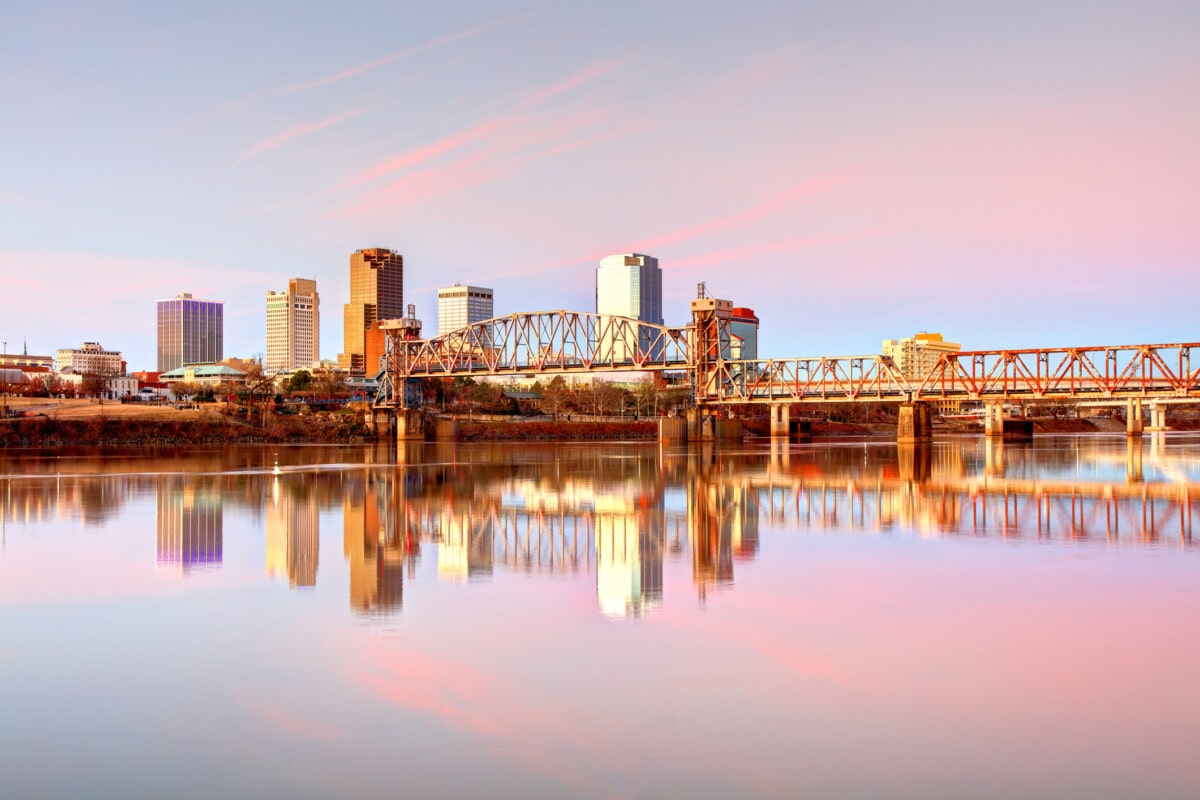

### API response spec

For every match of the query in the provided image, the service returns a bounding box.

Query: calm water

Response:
[2,434,1199,799]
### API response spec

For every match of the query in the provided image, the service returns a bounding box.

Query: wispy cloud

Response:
[349,117,513,187]
[238,108,364,162]
[280,15,518,96]
[0,191,22,205]
[174,14,521,134]
[518,54,634,110]
[632,175,843,253]
[666,228,889,270]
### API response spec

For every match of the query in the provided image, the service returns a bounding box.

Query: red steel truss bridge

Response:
[379,299,1200,408]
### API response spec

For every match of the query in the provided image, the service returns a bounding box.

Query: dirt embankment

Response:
[0,415,372,447]
[456,420,658,441]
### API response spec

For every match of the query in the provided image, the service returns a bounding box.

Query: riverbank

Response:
[0,415,373,447]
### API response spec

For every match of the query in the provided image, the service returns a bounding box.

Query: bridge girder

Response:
[381,308,1200,407]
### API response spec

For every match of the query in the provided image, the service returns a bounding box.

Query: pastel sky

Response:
[1,0,1198,369]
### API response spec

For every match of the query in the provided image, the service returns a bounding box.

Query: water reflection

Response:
[266,476,319,587]
[156,480,222,572]
[2,436,1199,617]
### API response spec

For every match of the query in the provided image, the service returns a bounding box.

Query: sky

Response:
[1,0,1198,370]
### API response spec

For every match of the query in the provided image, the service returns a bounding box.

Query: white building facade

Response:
[596,253,663,362]
[56,342,124,376]
[437,284,494,335]
[881,332,961,381]
[266,278,320,374]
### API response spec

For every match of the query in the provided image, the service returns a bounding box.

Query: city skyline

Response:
[2,3,1198,371]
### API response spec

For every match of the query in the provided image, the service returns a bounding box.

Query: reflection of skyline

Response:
[595,495,664,618]
[266,477,319,588]
[343,474,411,615]
[2,436,1199,613]
[156,481,222,573]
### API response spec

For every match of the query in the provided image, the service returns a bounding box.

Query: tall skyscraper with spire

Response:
[338,248,403,376]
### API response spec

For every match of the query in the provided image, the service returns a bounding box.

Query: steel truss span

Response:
[708,342,1200,405]
[386,311,689,378]
[383,308,1200,405]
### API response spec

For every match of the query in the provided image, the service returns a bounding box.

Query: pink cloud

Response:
[349,117,513,187]
[666,227,890,271]
[519,54,635,110]
[238,108,364,162]
[632,175,843,252]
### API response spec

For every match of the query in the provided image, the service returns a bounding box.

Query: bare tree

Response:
[582,380,622,418]
[633,376,663,418]
[539,376,569,419]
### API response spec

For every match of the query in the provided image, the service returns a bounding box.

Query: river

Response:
[2,434,1198,799]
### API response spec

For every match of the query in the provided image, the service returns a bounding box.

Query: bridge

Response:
[377,291,1200,441]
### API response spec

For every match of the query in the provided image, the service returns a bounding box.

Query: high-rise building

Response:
[339,248,403,376]
[595,253,662,323]
[265,278,320,374]
[596,253,663,362]
[437,284,494,335]
[882,332,961,381]
[729,307,759,360]
[157,293,224,372]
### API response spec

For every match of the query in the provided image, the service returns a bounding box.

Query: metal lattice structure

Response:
[380,303,1200,407]
[910,343,1200,401]
[385,310,689,379]
[698,343,1200,405]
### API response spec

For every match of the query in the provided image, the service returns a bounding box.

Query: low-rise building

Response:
[56,342,125,376]
[0,351,54,370]
[159,364,248,391]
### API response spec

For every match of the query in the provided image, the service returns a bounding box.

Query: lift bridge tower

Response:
[378,304,427,440]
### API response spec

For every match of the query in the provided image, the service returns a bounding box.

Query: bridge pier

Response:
[1146,402,1169,432]
[1126,399,1144,437]
[659,409,743,445]
[770,404,790,438]
[396,408,427,441]
[659,417,688,444]
[984,402,1004,437]
[897,401,932,442]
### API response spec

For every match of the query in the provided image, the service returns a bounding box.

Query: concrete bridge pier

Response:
[1147,403,1169,432]
[897,401,933,442]
[984,402,1005,437]
[396,408,427,441]
[659,416,688,444]
[770,404,790,438]
[1126,399,1144,437]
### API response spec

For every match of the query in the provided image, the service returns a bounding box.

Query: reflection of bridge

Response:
[379,294,1200,440]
